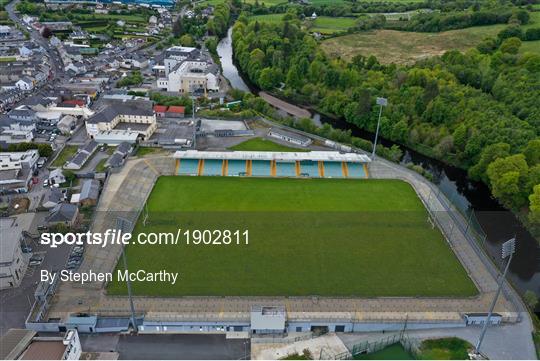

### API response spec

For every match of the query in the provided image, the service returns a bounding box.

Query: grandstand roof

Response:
[174,150,371,163]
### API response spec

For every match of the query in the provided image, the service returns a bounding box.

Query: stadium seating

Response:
[347,162,367,178]
[178,159,199,175]
[324,162,344,178]
[227,160,247,176]
[299,160,320,177]
[203,159,223,176]
[251,160,271,177]
[275,161,296,177]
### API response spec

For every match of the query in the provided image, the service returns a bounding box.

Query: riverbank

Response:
[216,24,540,304]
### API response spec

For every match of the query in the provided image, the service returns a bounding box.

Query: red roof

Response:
[166,106,185,113]
[63,99,85,106]
[153,105,168,113]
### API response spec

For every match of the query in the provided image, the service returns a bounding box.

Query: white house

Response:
[15,76,34,91]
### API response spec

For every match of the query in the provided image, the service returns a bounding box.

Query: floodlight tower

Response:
[372,97,388,159]
[116,217,138,333]
[474,237,516,356]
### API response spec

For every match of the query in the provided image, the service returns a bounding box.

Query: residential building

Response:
[0,214,33,289]
[165,105,185,118]
[86,99,157,144]
[0,149,39,192]
[48,168,66,185]
[42,188,66,209]
[15,76,34,91]
[46,203,79,227]
[64,140,98,170]
[78,179,99,206]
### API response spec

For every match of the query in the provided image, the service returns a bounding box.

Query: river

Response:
[216,27,540,306]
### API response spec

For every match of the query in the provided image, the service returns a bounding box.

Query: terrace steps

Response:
[295,161,301,176]
[246,160,252,176]
[318,161,325,177]
[342,162,349,177]
[222,160,228,176]
[270,160,277,177]
[197,159,204,176]
[363,164,369,178]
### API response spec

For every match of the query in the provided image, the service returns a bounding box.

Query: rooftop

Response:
[173,150,372,163]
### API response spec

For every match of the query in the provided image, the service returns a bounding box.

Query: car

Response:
[73,246,84,252]
[66,263,78,270]
[37,225,48,231]
[43,179,48,187]
[29,259,43,266]
[21,245,33,253]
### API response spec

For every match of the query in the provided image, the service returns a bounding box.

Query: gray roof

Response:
[80,140,98,154]
[116,141,132,155]
[107,153,124,168]
[9,108,35,119]
[69,152,88,167]
[87,101,153,124]
[269,127,311,143]
[80,179,99,201]
[0,329,36,360]
[46,203,78,223]
[46,188,64,204]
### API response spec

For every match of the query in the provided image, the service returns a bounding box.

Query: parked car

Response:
[21,245,33,253]
[37,225,48,231]
[43,179,48,187]
[29,256,43,266]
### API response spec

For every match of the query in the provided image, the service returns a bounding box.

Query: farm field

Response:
[107,177,477,297]
[229,138,309,152]
[249,13,286,24]
[321,25,509,64]
[321,10,540,63]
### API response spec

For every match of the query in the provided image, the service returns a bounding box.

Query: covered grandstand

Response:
[173,150,371,179]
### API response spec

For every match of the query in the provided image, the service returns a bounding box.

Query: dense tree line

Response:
[232,12,540,227]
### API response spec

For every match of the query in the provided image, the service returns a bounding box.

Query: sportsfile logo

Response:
[40,229,131,248]
[40,229,249,248]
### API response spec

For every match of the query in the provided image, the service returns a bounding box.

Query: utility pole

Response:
[116,217,138,333]
[372,97,387,159]
[474,237,516,356]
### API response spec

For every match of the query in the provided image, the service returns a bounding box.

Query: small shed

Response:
[464,313,503,326]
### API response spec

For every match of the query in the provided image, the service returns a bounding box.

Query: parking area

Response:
[80,334,250,360]
[0,211,72,336]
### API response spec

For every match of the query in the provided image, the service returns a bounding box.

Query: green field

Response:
[322,11,540,64]
[229,138,309,152]
[355,344,414,360]
[107,177,477,297]
[310,16,358,34]
[51,145,78,168]
[249,13,286,24]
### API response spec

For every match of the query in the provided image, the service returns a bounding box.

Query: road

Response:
[5,0,66,86]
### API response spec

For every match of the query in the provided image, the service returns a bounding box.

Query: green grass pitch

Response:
[107,177,477,297]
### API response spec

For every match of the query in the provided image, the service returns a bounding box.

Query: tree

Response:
[524,290,538,309]
[179,34,195,47]
[172,17,184,37]
[487,154,529,209]
[524,139,540,166]
[528,185,540,226]
[499,37,521,54]
[469,143,511,184]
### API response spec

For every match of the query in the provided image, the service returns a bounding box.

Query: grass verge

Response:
[229,138,309,152]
